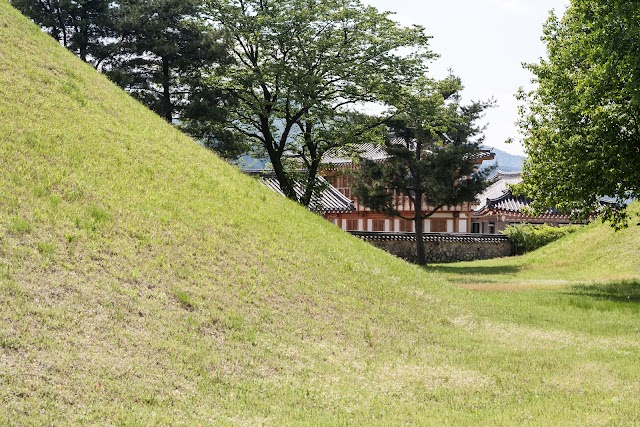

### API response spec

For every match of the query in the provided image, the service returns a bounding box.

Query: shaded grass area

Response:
[435,265,522,276]
[565,280,640,305]
[2,2,640,425]
[430,205,640,288]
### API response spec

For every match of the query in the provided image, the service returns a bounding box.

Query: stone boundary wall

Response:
[350,232,513,264]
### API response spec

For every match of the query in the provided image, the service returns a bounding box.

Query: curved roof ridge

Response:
[495,170,522,179]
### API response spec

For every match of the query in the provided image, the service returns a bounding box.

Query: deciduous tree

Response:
[517,0,640,227]
[200,0,432,204]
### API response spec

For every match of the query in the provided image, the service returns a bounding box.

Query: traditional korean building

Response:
[320,142,495,233]
[247,171,355,216]
[472,171,574,233]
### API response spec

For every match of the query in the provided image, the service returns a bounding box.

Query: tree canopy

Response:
[197,0,433,205]
[11,0,115,67]
[13,0,232,125]
[353,76,494,265]
[105,0,232,123]
[517,0,640,227]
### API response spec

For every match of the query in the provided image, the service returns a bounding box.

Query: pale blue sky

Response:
[363,0,570,155]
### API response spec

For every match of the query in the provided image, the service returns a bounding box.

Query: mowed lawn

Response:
[431,204,640,289]
[428,205,640,363]
[425,213,640,425]
[2,1,640,424]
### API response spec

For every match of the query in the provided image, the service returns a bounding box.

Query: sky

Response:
[363,0,570,155]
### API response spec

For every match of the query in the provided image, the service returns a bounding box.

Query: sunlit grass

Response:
[2,2,640,425]
[431,204,640,288]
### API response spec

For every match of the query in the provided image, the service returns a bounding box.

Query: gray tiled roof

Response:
[351,231,510,243]
[256,173,355,214]
[475,171,523,211]
[475,171,564,215]
[466,150,496,162]
[323,140,494,166]
[322,143,388,165]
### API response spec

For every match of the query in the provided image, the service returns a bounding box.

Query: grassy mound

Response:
[433,203,640,288]
[1,2,640,425]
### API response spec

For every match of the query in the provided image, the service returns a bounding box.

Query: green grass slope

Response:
[433,204,640,288]
[2,3,640,425]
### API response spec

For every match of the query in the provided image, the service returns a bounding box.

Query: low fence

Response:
[350,232,513,264]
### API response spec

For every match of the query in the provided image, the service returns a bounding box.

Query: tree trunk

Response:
[162,56,172,123]
[260,118,297,202]
[56,10,68,47]
[78,26,88,62]
[270,153,297,202]
[414,193,426,265]
[301,159,320,208]
[300,122,319,207]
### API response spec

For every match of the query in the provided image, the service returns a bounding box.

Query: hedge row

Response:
[502,224,581,255]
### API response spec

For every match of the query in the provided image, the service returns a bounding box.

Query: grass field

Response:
[431,205,640,289]
[1,2,640,425]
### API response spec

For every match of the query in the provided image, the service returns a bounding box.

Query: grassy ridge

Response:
[432,204,640,288]
[1,2,640,425]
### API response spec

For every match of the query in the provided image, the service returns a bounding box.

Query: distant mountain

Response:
[483,148,525,173]
[237,147,524,174]
[237,155,269,170]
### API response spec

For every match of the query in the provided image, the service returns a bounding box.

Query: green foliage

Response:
[3,4,640,425]
[202,0,433,204]
[502,223,581,255]
[353,76,494,265]
[107,0,232,123]
[517,0,640,228]
[12,0,232,126]
[10,0,114,64]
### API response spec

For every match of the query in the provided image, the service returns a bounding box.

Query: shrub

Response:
[502,223,581,255]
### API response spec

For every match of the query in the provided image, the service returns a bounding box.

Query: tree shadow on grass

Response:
[563,280,640,304]
[425,265,522,276]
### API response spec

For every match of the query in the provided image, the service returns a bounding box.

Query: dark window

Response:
[346,219,359,231]
[471,223,480,233]
[399,219,413,232]
[372,219,385,232]
[431,218,448,233]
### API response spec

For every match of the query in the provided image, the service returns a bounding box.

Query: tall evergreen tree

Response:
[107,0,231,123]
[11,0,115,67]
[353,76,494,266]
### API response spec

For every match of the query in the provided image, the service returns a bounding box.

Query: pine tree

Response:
[353,76,494,265]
